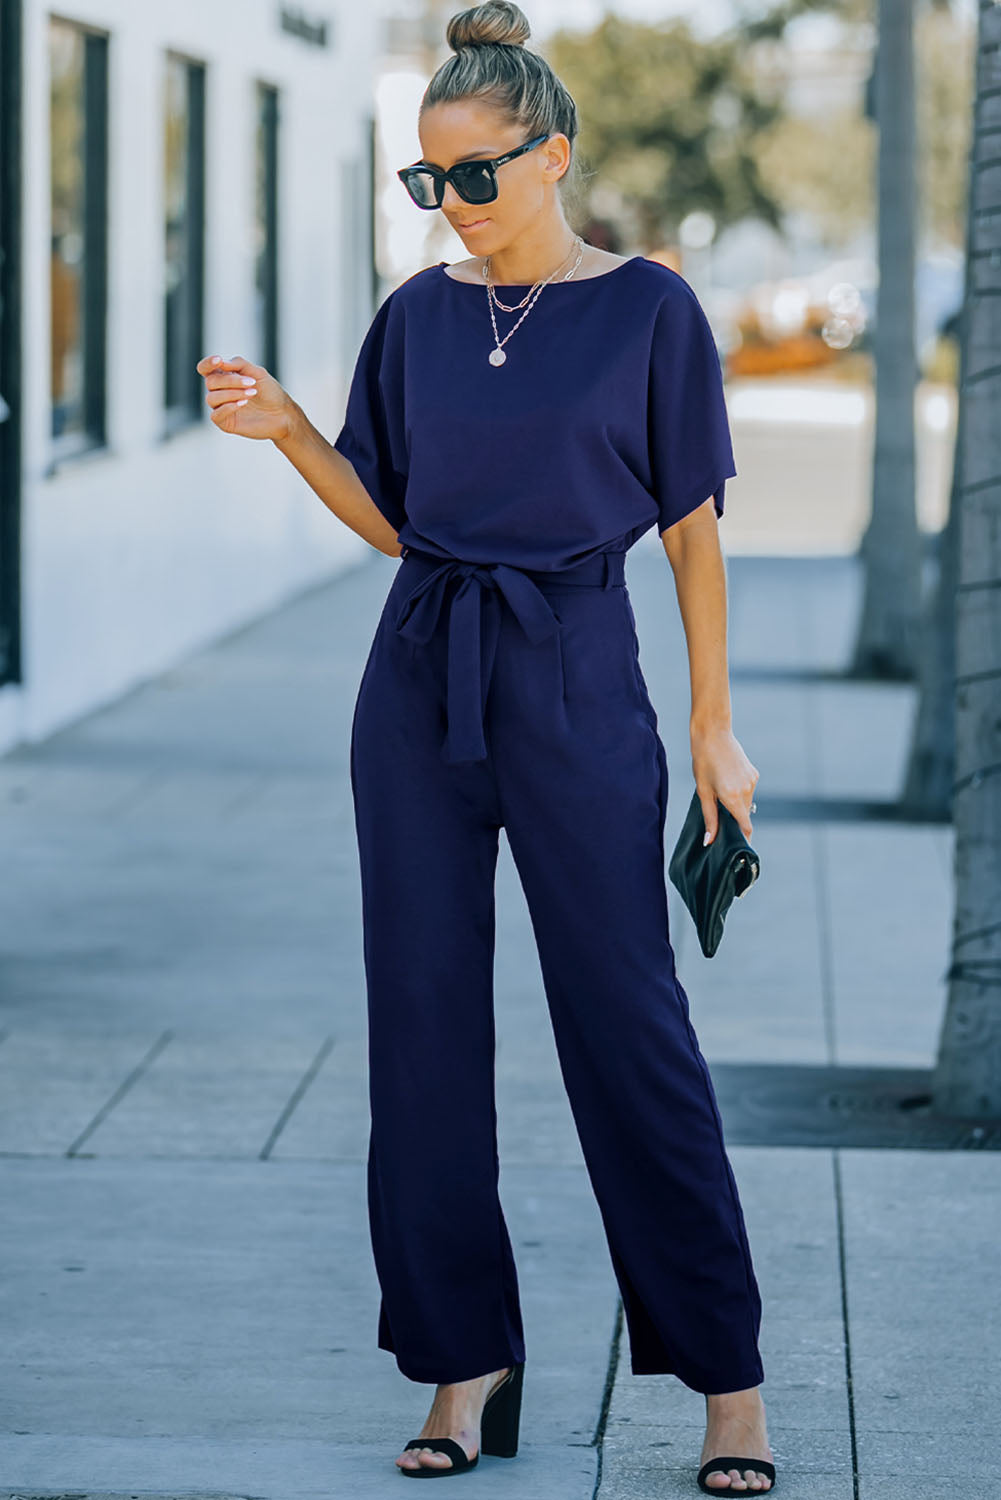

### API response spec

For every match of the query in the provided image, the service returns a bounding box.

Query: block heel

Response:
[479,1359,524,1458]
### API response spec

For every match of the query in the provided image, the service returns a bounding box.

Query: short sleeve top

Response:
[332,254,736,572]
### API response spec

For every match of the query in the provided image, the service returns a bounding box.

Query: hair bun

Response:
[446,2,531,53]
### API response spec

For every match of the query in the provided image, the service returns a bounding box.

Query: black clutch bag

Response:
[668,788,760,958]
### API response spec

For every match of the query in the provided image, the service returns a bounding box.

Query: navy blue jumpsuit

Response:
[333,255,766,1395]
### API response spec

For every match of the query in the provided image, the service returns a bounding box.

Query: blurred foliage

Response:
[549,16,785,246]
[731,0,872,41]
[752,105,875,247]
[916,5,974,248]
[547,1,973,254]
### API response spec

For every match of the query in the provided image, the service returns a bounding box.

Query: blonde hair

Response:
[421,3,584,221]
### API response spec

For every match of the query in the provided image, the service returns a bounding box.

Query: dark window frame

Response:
[0,0,24,684]
[162,51,205,434]
[255,81,280,380]
[47,16,109,470]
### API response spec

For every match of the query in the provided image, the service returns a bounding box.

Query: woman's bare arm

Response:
[195,352,403,559]
[661,498,759,844]
[273,399,403,558]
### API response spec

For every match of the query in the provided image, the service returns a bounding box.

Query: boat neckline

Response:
[436,254,646,288]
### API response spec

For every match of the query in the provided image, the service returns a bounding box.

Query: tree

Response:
[850,0,924,679]
[903,4,975,817]
[931,0,1001,1118]
[548,16,786,250]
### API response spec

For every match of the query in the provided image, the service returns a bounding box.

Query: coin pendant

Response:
[488,347,507,366]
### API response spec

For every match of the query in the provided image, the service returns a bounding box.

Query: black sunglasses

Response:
[397,133,551,210]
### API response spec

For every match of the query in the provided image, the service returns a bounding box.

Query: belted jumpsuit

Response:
[332,255,766,1395]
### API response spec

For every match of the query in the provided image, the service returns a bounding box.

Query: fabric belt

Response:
[393,543,626,765]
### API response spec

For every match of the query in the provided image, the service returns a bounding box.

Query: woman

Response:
[196,3,774,1491]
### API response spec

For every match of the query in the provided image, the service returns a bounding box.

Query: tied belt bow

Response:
[395,554,557,764]
[393,544,624,765]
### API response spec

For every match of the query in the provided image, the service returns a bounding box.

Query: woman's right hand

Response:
[195,353,296,442]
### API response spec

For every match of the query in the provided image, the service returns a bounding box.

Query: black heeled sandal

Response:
[399,1360,525,1478]
[697,1455,777,1492]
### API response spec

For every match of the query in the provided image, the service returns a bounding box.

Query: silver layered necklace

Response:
[482,234,586,367]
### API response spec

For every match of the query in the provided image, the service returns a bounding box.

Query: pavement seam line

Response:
[588,1294,624,1499]
[258,1034,336,1159]
[832,1148,861,1500]
[65,1029,174,1157]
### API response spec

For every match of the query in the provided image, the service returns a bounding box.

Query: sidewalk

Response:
[0,536,996,1499]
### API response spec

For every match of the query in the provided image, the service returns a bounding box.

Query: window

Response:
[163,53,205,430]
[1,0,24,684]
[49,17,108,460]
[254,83,280,379]
[339,114,377,369]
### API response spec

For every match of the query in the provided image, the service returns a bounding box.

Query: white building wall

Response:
[0,0,383,754]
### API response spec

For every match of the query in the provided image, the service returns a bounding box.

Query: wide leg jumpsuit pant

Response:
[349,542,765,1394]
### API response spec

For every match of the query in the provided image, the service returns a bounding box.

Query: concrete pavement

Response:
[1,532,997,1499]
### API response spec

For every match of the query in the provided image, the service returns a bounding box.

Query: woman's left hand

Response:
[690,723,759,844]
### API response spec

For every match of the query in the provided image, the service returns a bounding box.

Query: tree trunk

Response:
[931,0,1001,1118]
[901,475,958,816]
[851,0,924,679]
[901,315,966,814]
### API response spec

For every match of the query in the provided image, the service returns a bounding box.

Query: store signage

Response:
[278,6,331,48]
